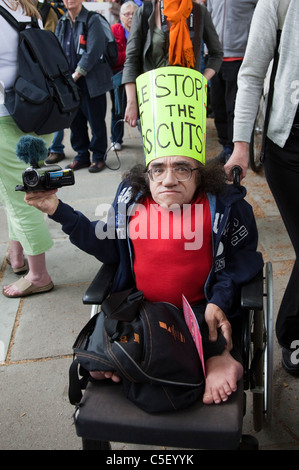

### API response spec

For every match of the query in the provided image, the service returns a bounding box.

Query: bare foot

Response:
[203,349,243,405]
[90,370,121,383]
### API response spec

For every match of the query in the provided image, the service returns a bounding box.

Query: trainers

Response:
[88,161,105,173]
[65,160,90,171]
[111,142,122,151]
[45,152,65,165]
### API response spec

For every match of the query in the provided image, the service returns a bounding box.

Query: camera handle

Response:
[15,184,25,192]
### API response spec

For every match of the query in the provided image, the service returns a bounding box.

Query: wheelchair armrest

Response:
[82,264,118,305]
[241,269,263,310]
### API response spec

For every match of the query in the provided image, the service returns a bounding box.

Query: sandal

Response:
[2,276,54,298]
[6,255,28,275]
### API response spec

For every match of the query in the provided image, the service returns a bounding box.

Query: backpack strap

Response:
[82,9,96,37]
[38,1,51,25]
[0,5,39,31]
[68,358,90,405]
[141,1,153,44]
[188,3,201,68]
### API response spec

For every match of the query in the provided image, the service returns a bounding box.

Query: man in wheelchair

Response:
[24,67,264,407]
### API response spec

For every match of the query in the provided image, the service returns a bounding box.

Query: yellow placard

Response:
[136,66,207,165]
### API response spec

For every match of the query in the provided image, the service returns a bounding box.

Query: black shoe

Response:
[88,161,105,173]
[282,347,299,376]
[65,160,90,171]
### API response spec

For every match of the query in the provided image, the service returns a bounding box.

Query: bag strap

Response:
[68,358,90,405]
[102,289,143,339]
[68,358,83,405]
[0,5,39,31]
[83,10,96,38]
[141,1,153,45]
[39,1,51,25]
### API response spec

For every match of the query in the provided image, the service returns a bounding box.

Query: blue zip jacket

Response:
[50,180,263,318]
[55,6,113,97]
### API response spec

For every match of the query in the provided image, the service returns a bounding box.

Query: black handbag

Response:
[69,289,205,413]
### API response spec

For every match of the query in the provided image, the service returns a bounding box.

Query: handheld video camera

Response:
[16,164,75,192]
[14,135,75,192]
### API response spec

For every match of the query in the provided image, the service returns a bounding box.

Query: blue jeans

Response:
[49,130,64,154]
[71,78,107,164]
[110,88,124,144]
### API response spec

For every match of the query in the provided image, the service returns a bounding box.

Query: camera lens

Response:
[23,169,39,187]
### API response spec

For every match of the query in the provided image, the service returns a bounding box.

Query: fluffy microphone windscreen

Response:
[16,136,48,167]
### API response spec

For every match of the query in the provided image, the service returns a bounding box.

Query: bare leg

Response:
[7,240,25,269]
[203,349,243,405]
[3,252,52,296]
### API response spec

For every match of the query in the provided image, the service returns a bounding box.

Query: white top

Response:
[0,1,42,117]
[233,0,298,148]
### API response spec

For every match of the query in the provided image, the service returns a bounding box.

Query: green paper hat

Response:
[136,66,207,166]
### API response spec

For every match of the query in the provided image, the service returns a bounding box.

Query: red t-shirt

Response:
[129,194,213,308]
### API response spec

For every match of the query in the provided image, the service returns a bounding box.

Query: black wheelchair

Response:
[71,258,274,450]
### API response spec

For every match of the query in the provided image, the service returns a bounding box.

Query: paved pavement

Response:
[1,111,299,451]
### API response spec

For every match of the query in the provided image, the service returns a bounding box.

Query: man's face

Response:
[63,0,83,14]
[148,156,199,209]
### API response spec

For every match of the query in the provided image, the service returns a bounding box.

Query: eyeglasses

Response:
[121,11,135,17]
[147,166,199,182]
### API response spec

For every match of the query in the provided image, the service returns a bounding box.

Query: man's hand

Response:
[205,303,233,351]
[24,189,59,216]
[90,370,121,383]
[224,141,249,181]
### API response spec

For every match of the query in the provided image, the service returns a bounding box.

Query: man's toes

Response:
[203,387,221,405]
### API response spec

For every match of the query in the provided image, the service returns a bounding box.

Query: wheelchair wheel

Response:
[249,115,264,174]
[251,262,274,432]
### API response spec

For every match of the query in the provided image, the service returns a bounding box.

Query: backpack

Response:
[84,11,118,68]
[0,6,81,135]
[69,288,206,413]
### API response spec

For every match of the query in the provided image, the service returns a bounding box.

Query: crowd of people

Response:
[1,0,299,417]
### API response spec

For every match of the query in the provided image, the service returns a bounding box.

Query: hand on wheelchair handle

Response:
[224,142,249,181]
[232,166,242,186]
